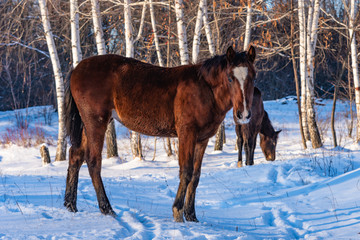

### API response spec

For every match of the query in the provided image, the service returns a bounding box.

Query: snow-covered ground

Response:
[1,98,360,239]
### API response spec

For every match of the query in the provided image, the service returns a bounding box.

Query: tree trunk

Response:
[243,0,252,51]
[165,0,173,156]
[291,0,307,149]
[90,0,119,158]
[149,0,164,67]
[174,0,189,65]
[331,85,338,147]
[192,0,206,63]
[38,0,66,161]
[124,0,142,159]
[349,0,360,142]
[40,144,51,166]
[348,55,354,137]
[202,0,215,56]
[298,0,310,141]
[214,122,225,151]
[70,0,82,68]
[305,0,322,148]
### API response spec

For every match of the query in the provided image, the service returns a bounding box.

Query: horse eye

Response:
[228,76,233,83]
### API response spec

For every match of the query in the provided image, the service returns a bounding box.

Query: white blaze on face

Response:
[233,66,249,124]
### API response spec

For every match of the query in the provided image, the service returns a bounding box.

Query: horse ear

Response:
[276,130,282,135]
[247,45,256,63]
[226,46,236,62]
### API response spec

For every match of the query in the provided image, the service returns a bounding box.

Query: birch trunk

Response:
[70,0,82,68]
[305,0,322,148]
[291,0,306,149]
[298,0,310,141]
[175,0,189,65]
[91,0,119,158]
[202,0,215,56]
[124,0,142,159]
[349,0,360,142]
[243,0,252,51]
[192,0,206,63]
[149,0,164,67]
[39,0,66,161]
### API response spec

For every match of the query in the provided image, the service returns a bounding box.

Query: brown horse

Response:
[236,87,281,167]
[64,46,256,222]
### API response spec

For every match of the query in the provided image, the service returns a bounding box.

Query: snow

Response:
[0,98,360,239]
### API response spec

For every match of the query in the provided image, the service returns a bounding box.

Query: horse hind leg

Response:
[84,114,116,216]
[64,132,87,212]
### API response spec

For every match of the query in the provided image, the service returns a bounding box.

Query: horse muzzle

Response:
[235,110,251,125]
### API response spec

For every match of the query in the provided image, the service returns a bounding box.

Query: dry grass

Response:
[1,125,53,147]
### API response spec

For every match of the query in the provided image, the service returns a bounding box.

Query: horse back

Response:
[70,54,217,138]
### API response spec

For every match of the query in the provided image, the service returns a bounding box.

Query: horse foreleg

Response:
[245,136,255,166]
[184,139,208,222]
[236,125,244,167]
[172,129,196,222]
[64,143,86,212]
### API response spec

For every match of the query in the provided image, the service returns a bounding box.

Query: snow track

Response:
[1,100,360,239]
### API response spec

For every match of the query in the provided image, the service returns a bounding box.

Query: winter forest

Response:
[1,0,360,239]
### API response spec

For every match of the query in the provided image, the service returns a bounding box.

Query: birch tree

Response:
[90,0,119,158]
[149,0,164,67]
[298,0,322,148]
[305,0,322,148]
[38,0,66,161]
[70,0,82,68]
[175,0,189,65]
[243,0,252,51]
[124,0,148,159]
[348,0,360,141]
[298,0,310,141]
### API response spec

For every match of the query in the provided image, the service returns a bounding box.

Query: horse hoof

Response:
[100,207,117,217]
[172,207,184,222]
[64,202,78,213]
[237,161,243,168]
[185,214,199,222]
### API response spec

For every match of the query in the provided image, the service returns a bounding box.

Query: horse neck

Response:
[210,74,232,114]
[260,112,275,137]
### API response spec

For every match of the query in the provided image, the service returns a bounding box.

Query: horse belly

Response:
[113,108,177,137]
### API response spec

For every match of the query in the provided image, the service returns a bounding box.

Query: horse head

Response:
[260,130,281,161]
[225,46,256,125]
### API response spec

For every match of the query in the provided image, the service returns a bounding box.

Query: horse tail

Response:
[64,70,83,148]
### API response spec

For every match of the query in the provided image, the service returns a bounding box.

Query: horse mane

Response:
[260,111,276,137]
[198,55,228,85]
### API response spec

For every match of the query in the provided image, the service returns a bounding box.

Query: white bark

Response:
[349,0,360,141]
[38,0,66,161]
[91,0,106,55]
[70,0,82,67]
[175,0,189,64]
[298,0,309,140]
[243,0,252,51]
[124,0,134,58]
[192,0,206,63]
[134,0,147,43]
[124,0,142,159]
[91,0,118,157]
[149,0,164,66]
[202,0,215,56]
[305,0,322,148]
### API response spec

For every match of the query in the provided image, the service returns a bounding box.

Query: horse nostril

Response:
[246,111,252,119]
[237,111,242,120]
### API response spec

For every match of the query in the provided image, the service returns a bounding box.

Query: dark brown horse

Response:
[64,46,256,222]
[236,87,281,167]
